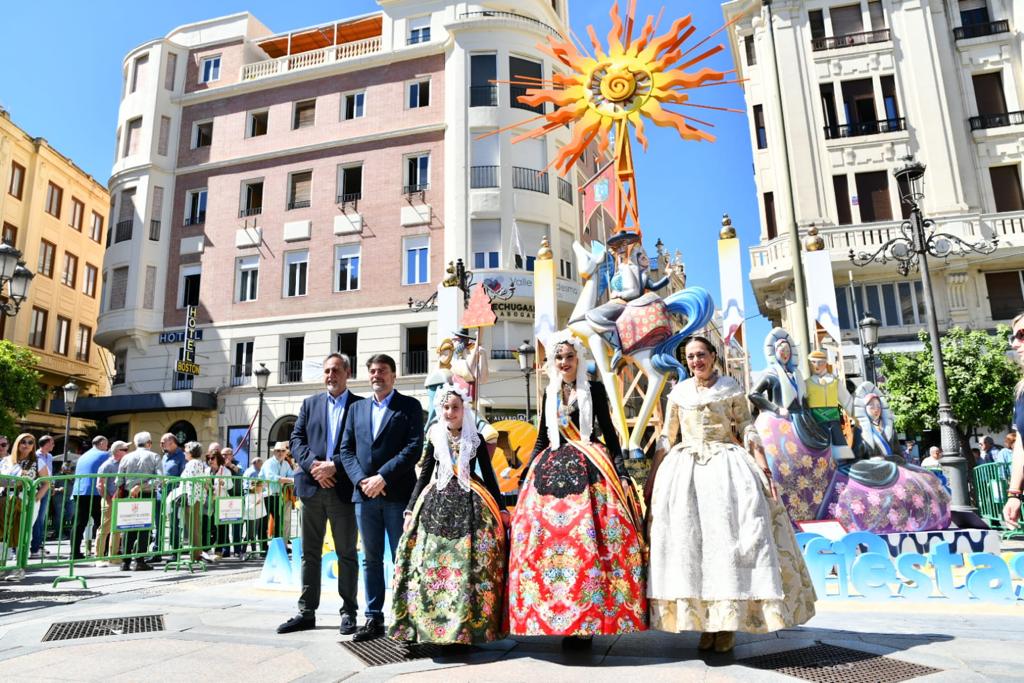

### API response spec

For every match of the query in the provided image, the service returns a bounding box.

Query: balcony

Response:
[239,207,262,218]
[336,192,361,208]
[969,110,1024,131]
[824,117,906,140]
[812,28,890,52]
[279,360,304,384]
[457,11,559,37]
[470,85,498,107]
[230,363,252,387]
[558,177,573,204]
[513,167,549,194]
[470,165,499,189]
[114,220,133,243]
[490,349,518,360]
[240,36,382,82]
[173,375,194,391]
[403,183,429,195]
[287,200,310,211]
[183,213,205,226]
[954,20,1010,41]
[403,350,428,375]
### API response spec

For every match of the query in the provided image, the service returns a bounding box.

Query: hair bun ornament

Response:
[433,382,472,413]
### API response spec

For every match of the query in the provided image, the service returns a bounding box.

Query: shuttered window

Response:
[143,265,157,309]
[150,186,164,240]
[164,53,177,90]
[834,175,852,225]
[289,171,312,209]
[110,266,129,310]
[990,166,1024,213]
[293,99,315,129]
[854,171,893,223]
[158,116,171,155]
[124,117,142,157]
[130,54,147,93]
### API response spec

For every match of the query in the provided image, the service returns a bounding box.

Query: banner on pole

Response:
[581,161,617,224]
[717,237,745,344]
[803,249,841,344]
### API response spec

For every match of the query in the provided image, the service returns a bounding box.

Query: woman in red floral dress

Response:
[507,330,647,648]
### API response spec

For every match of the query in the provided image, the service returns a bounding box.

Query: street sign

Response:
[175,360,201,375]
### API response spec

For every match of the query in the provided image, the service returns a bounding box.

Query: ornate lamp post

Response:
[850,157,997,512]
[0,243,33,317]
[517,340,535,423]
[62,381,80,462]
[253,363,271,459]
[858,314,880,384]
[408,257,515,311]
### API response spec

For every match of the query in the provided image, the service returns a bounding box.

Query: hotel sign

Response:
[175,305,201,377]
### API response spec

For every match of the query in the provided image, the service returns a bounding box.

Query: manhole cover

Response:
[738,643,942,683]
[340,637,450,666]
[42,615,165,642]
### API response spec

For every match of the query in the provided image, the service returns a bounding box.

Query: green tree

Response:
[0,341,44,438]
[880,326,1018,446]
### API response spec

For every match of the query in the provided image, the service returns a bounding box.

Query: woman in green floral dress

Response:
[390,384,508,644]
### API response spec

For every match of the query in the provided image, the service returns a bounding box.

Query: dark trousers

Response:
[355,497,406,621]
[151,496,179,554]
[30,490,50,552]
[71,495,101,557]
[297,488,358,618]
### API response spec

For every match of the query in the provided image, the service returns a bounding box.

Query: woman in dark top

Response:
[507,330,646,648]
[390,384,506,645]
[1003,312,1024,528]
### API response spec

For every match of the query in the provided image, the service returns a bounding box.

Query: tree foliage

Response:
[881,325,1018,437]
[0,341,44,438]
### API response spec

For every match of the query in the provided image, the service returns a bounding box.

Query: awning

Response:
[256,15,382,58]
[50,391,217,420]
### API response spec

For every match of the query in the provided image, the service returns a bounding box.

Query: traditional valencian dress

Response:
[648,375,816,634]
[507,376,647,636]
[389,422,507,644]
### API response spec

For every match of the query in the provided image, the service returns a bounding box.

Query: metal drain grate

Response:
[739,643,942,683]
[340,637,451,666]
[42,615,165,642]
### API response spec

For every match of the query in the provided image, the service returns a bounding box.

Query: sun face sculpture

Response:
[510,1,736,176]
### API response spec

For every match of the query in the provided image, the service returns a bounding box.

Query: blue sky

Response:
[0,0,771,368]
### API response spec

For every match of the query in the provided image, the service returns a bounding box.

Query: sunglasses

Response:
[1011,329,1024,344]
[22,440,35,446]
[0,443,7,449]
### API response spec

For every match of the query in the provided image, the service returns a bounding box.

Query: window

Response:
[855,171,893,222]
[29,307,47,349]
[70,198,84,230]
[143,265,157,309]
[164,53,178,90]
[90,212,104,242]
[809,10,826,40]
[343,92,365,120]
[193,120,213,148]
[836,281,926,330]
[515,220,546,271]
[158,116,171,155]
[247,110,268,137]
[2,222,16,247]
[54,316,71,356]
[241,180,263,216]
[336,332,358,377]
[235,256,259,303]
[38,239,55,277]
[109,266,129,310]
[960,0,990,27]
[84,263,98,297]
[288,171,312,210]
[61,252,78,288]
[509,56,543,113]
[408,80,430,108]
[232,340,254,386]
[293,99,315,129]
[408,16,431,44]
[820,83,839,135]
[180,265,201,307]
[76,325,92,362]
[991,165,1024,213]
[337,165,362,202]
[185,189,207,225]
[124,117,142,157]
[284,250,308,297]
[764,192,777,239]
[8,162,25,199]
[404,235,429,285]
[113,351,127,385]
[335,244,360,292]
[150,186,164,240]
[744,35,756,66]
[404,327,428,375]
[973,72,1008,116]
[115,188,136,242]
[470,54,498,107]
[405,154,430,193]
[753,104,767,149]
[869,0,886,30]
[472,219,500,269]
[880,75,900,124]
[834,175,853,225]
[831,3,864,36]
[200,55,221,83]
[987,271,1024,320]
[130,54,148,93]
[45,182,63,218]
[282,336,305,383]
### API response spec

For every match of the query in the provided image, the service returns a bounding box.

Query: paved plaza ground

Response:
[0,557,1021,682]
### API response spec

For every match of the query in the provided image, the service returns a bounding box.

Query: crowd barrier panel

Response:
[2,473,298,588]
[973,461,1023,539]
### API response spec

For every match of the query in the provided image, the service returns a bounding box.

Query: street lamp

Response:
[0,243,33,317]
[858,314,880,384]
[517,340,535,423]
[850,157,997,513]
[253,363,271,459]
[61,381,79,463]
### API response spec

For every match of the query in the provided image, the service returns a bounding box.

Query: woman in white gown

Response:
[647,335,816,652]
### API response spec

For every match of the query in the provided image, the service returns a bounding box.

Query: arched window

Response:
[167,420,197,446]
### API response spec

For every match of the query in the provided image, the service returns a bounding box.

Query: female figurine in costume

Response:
[390,384,507,645]
[507,330,647,647]
[648,336,816,653]
[830,384,950,532]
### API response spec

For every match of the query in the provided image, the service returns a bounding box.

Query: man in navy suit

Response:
[340,353,424,641]
[277,353,363,635]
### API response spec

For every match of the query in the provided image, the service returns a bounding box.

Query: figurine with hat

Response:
[805,347,855,462]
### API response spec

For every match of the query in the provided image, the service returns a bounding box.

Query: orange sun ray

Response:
[607,1,625,55]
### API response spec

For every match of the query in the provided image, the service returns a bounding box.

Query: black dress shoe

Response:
[351,619,385,642]
[277,614,316,634]
[339,613,357,636]
[133,560,153,571]
[120,561,132,572]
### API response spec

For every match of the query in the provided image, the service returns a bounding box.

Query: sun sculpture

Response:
[498,1,738,460]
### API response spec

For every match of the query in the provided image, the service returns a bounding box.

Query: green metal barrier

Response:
[4,472,297,588]
[972,461,1022,538]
